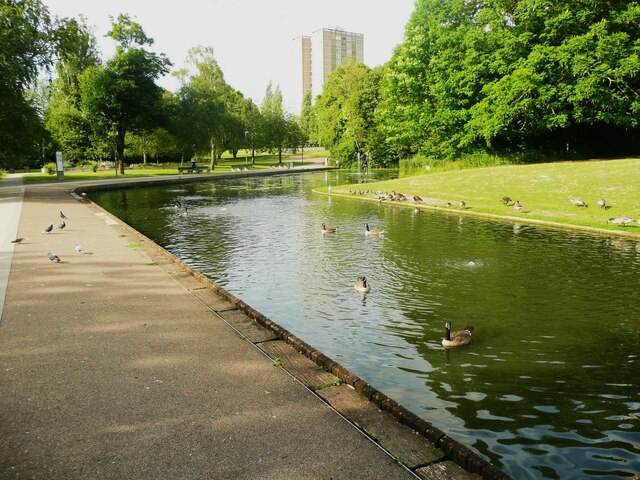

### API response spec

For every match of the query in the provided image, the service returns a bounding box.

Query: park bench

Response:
[178,164,210,174]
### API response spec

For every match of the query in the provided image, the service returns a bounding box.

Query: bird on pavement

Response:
[42,224,53,234]
[60,211,67,219]
[47,252,61,262]
[58,221,66,230]
[75,244,84,253]
[11,237,25,244]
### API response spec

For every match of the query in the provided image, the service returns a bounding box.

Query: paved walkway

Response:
[0,175,419,479]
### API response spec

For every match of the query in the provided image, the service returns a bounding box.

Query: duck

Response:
[364,223,384,235]
[596,198,606,209]
[608,216,635,226]
[441,321,474,348]
[501,196,512,205]
[354,276,371,294]
[321,223,338,234]
[514,200,523,211]
[570,197,588,207]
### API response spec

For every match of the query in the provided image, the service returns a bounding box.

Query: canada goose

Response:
[321,223,338,234]
[570,197,588,207]
[354,276,371,293]
[413,195,423,202]
[441,321,474,348]
[501,196,512,205]
[459,200,466,208]
[445,202,452,207]
[364,223,384,235]
[608,216,635,226]
[392,191,407,201]
[596,198,606,209]
[514,200,523,211]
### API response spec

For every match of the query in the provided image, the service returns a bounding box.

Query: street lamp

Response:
[244,131,249,166]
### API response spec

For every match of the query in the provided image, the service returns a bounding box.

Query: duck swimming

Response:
[441,322,474,348]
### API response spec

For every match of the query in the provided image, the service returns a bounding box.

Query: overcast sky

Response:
[41,0,416,114]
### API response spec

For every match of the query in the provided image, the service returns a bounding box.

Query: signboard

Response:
[55,151,64,181]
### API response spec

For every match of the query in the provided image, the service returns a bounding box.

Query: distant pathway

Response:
[0,174,24,324]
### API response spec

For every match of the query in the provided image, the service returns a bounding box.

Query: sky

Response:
[41,0,417,114]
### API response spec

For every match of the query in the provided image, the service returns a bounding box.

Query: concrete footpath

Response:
[0,173,502,480]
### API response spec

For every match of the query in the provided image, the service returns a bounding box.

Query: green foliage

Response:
[311,61,382,167]
[43,162,56,174]
[0,0,51,167]
[379,0,640,161]
[80,16,170,174]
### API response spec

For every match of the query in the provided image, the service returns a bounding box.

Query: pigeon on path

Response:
[47,252,61,262]
[42,224,53,234]
[60,211,67,219]
[11,237,25,244]
[75,244,84,253]
[58,221,66,230]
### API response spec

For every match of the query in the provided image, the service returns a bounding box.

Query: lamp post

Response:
[244,131,249,166]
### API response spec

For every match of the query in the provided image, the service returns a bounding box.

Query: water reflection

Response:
[92,171,640,480]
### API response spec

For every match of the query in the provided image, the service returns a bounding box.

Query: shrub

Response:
[43,162,57,175]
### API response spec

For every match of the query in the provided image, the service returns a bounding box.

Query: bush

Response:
[43,162,57,175]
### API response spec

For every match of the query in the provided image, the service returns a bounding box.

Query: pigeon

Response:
[47,252,61,262]
[42,224,54,234]
[11,237,25,244]
[60,211,67,219]
[75,244,84,253]
[58,221,66,230]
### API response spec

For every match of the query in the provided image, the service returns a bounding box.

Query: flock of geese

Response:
[322,220,473,348]
[11,210,84,263]
[349,189,639,227]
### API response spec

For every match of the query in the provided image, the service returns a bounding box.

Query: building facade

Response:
[294,28,364,109]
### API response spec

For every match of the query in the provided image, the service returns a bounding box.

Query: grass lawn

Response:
[329,158,640,234]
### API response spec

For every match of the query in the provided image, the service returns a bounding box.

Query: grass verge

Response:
[329,158,640,235]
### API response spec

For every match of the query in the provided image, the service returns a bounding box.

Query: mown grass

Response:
[331,158,640,234]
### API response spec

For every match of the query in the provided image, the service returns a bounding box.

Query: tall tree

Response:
[312,61,381,166]
[80,14,170,174]
[261,82,288,163]
[45,15,101,163]
[0,0,51,167]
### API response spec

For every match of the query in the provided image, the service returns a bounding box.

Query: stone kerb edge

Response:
[76,185,513,480]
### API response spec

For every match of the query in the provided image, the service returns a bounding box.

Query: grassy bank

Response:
[332,158,640,234]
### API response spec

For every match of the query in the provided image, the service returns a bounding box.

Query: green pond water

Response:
[92,170,640,480]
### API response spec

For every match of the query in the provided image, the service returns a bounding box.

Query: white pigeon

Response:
[75,244,84,253]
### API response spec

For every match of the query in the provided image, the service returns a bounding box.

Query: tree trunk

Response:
[117,128,126,175]
[278,147,282,164]
[143,150,147,164]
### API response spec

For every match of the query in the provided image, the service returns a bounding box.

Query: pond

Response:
[92,170,640,480]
